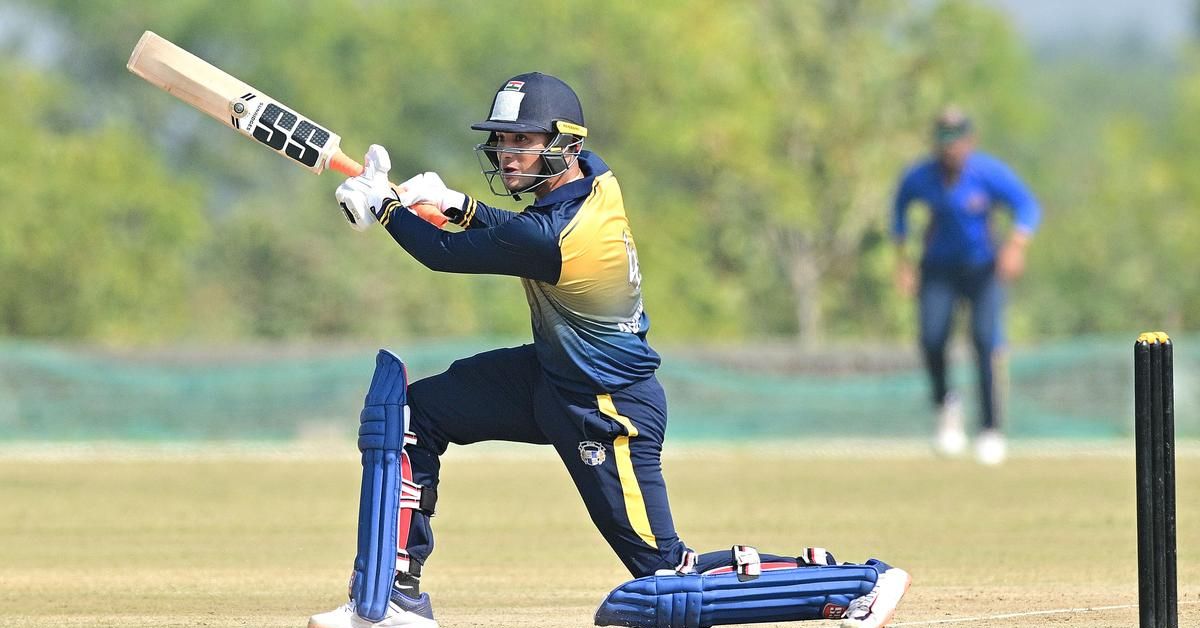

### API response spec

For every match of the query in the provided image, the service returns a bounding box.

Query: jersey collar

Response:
[532,151,610,207]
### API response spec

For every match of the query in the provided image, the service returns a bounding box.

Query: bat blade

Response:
[126,31,449,228]
[127,31,358,176]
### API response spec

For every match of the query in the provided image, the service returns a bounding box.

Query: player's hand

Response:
[394,172,466,221]
[997,233,1030,282]
[335,144,397,232]
[894,261,917,298]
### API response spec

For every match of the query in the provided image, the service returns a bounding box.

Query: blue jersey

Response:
[380,151,660,394]
[892,152,1040,269]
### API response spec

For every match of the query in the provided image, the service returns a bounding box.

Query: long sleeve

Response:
[891,170,917,241]
[379,199,561,283]
[986,161,1041,235]
[448,196,519,230]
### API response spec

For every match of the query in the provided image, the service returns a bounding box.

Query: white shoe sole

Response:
[350,612,439,628]
[935,430,968,457]
[308,604,354,628]
[842,567,912,628]
[934,396,966,457]
[975,431,1007,465]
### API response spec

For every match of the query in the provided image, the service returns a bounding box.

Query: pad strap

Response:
[396,549,415,576]
[656,549,699,576]
[676,549,698,575]
[798,546,835,566]
[731,545,761,582]
[395,427,435,567]
[401,476,438,515]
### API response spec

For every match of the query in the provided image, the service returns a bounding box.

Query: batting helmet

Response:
[472,72,588,198]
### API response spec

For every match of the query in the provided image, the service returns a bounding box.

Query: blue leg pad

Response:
[351,350,409,622]
[594,563,880,628]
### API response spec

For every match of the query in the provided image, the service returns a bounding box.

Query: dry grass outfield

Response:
[0,444,1196,627]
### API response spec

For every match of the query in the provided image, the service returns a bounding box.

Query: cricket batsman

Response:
[309,72,911,628]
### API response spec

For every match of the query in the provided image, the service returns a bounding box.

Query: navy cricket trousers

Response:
[918,262,1006,430]
[398,344,688,577]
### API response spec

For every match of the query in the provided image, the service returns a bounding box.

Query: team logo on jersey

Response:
[579,441,607,466]
[503,80,525,92]
[966,191,989,213]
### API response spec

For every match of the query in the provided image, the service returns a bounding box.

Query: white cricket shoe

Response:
[308,601,354,628]
[975,429,1006,466]
[841,566,912,628]
[934,393,967,457]
[350,593,439,628]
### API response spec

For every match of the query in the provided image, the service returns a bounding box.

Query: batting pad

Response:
[594,563,879,628]
[352,350,409,622]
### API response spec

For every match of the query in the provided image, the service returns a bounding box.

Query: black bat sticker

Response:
[251,102,332,168]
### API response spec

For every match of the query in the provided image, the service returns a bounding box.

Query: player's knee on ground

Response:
[595,546,893,628]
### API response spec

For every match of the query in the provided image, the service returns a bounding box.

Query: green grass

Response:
[0,445,1196,627]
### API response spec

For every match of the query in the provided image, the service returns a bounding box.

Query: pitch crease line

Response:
[892,601,1198,625]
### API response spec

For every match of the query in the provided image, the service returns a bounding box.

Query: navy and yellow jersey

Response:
[379,151,660,393]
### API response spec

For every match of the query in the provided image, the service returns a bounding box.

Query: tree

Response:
[12,0,1156,345]
[0,62,206,341]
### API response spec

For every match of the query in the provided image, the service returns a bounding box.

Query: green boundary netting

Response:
[0,337,1194,441]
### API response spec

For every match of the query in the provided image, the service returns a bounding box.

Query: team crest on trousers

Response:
[579,441,607,466]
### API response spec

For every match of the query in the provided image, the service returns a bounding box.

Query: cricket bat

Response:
[126,31,445,226]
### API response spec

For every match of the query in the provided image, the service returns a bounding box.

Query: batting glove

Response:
[335,144,397,232]
[395,172,467,221]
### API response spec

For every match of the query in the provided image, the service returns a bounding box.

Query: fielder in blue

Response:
[892,106,1041,465]
[309,73,910,628]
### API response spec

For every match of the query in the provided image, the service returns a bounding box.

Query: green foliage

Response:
[0,61,206,341]
[0,0,1195,344]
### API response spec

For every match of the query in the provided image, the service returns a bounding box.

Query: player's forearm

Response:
[382,202,474,273]
[1006,230,1031,248]
[893,239,912,267]
[1011,201,1041,236]
[381,201,558,281]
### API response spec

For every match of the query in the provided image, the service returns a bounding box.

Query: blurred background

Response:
[0,0,1196,443]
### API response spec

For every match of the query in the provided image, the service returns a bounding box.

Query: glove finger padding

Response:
[336,145,452,230]
[364,144,392,179]
[336,179,374,232]
[335,145,398,231]
[395,172,438,208]
[396,172,465,222]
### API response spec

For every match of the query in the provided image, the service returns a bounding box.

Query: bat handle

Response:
[328,150,364,177]
[327,149,448,228]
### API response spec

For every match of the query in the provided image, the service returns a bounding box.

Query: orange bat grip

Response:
[328,149,448,228]
[328,150,364,177]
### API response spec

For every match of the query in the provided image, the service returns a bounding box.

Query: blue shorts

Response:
[399,344,688,577]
